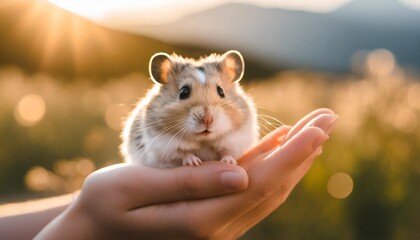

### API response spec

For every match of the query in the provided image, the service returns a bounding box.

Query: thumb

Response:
[90,162,248,207]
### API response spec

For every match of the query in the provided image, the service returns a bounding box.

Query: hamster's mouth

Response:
[198,130,212,136]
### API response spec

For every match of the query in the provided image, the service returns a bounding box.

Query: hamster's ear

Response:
[149,52,172,84]
[221,50,245,82]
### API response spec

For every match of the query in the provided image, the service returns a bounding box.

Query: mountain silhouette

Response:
[3,0,419,77]
[128,1,420,72]
[331,0,420,28]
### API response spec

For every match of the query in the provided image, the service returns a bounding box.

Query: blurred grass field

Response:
[0,49,419,239]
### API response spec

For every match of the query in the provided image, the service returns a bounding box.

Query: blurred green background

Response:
[1,0,419,239]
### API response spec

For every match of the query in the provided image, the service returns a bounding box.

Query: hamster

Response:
[120,50,259,168]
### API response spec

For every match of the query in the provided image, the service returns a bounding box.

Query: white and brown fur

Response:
[121,50,259,168]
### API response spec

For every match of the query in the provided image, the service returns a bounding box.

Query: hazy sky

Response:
[48,0,420,25]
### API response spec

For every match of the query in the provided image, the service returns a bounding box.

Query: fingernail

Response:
[324,115,339,135]
[312,134,329,151]
[220,171,246,190]
[311,114,338,135]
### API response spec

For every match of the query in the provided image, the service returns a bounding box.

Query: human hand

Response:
[35,108,337,240]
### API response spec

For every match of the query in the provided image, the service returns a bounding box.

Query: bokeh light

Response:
[387,104,417,133]
[32,158,99,193]
[327,172,354,199]
[53,159,78,177]
[407,83,420,110]
[76,158,96,176]
[366,49,395,76]
[25,166,60,192]
[54,158,96,177]
[14,94,46,126]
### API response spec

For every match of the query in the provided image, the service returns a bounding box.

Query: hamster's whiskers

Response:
[254,105,283,114]
[257,114,285,137]
[257,120,274,136]
[131,121,167,133]
[258,114,285,126]
[134,120,187,157]
[163,123,190,154]
[132,119,184,134]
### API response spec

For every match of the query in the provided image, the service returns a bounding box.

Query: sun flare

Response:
[7,0,118,74]
[47,0,109,21]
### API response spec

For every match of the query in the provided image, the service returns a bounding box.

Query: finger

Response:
[287,108,336,139]
[240,126,290,168]
[240,109,336,170]
[198,126,328,225]
[228,109,340,236]
[98,162,248,207]
[262,126,327,172]
[227,148,322,237]
[227,112,339,236]
[302,113,338,135]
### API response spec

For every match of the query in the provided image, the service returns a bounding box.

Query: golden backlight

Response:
[3,0,117,74]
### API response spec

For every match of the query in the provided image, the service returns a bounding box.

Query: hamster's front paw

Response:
[182,153,202,166]
[221,155,237,165]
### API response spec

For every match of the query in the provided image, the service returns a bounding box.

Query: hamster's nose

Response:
[201,114,213,127]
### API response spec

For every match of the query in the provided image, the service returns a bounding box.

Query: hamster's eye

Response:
[179,86,191,100]
[217,86,225,98]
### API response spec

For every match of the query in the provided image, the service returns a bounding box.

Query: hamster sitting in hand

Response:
[121,50,259,168]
